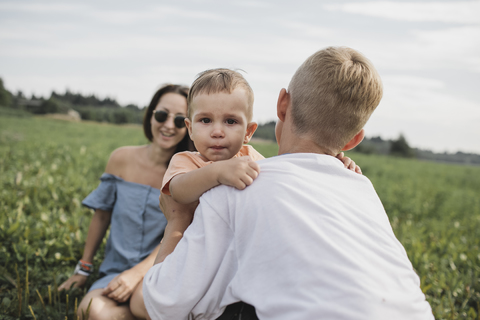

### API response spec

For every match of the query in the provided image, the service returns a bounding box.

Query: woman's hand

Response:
[336,152,362,174]
[102,268,143,303]
[58,274,88,291]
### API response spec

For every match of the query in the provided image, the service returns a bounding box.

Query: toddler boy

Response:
[161,68,264,204]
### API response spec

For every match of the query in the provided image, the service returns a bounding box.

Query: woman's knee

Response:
[77,290,115,320]
[77,288,138,320]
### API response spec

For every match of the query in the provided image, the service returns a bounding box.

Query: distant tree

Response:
[76,108,93,120]
[2,79,143,123]
[125,104,139,110]
[354,140,377,154]
[16,90,25,99]
[0,78,13,107]
[51,90,120,108]
[371,136,384,143]
[27,97,68,114]
[112,109,129,124]
[390,134,415,158]
[253,121,276,141]
[102,97,120,108]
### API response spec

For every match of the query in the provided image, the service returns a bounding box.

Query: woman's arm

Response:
[103,199,195,303]
[58,209,112,291]
[99,161,195,302]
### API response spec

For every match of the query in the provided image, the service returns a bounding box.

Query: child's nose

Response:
[211,124,225,138]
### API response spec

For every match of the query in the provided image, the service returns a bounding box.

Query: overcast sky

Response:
[1,0,479,153]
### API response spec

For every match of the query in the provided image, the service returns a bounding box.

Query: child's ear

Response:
[341,129,365,151]
[243,122,258,144]
[184,118,194,140]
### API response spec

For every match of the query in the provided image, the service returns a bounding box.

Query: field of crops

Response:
[1,114,479,319]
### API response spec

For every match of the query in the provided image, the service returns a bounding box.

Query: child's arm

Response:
[155,194,197,264]
[169,156,260,204]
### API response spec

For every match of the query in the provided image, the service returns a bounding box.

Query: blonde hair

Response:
[288,46,383,154]
[187,68,254,120]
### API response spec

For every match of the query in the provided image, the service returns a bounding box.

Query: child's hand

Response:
[336,152,362,174]
[216,156,260,189]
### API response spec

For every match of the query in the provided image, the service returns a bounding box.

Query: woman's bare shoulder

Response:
[105,146,147,176]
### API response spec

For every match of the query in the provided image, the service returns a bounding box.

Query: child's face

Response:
[185,88,257,161]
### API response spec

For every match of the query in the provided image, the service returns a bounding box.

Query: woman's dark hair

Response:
[143,84,195,154]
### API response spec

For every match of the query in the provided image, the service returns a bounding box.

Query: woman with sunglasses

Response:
[58,84,194,320]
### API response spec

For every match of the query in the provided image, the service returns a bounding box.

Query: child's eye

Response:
[226,119,237,125]
[200,118,211,124]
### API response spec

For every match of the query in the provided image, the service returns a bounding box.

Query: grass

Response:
[1,115,479,319]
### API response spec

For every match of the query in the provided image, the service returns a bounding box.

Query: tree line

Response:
[252,121,480,165]
[1,77,478,165]
[0,77,145,124]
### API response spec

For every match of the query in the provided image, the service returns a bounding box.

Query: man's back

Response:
[144,153,433,319]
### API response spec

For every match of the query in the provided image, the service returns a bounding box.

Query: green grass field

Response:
[1,115,479,319]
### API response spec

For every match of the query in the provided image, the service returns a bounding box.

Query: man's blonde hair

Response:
[288,46,383,154]
[187,68,254,120]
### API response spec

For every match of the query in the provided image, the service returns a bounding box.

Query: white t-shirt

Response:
[144,153,434,320]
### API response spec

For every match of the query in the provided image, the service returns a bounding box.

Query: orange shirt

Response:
[162,145,265,195]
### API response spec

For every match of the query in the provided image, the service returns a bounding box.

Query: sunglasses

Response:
[153,110,186,129]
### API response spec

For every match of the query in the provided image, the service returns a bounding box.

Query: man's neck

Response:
[276,112,337,156]
[278,137,335,156]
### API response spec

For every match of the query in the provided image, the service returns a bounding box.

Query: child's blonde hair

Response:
[288,46,383,154]
[187,68,254,121]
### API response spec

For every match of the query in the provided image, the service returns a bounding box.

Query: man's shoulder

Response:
[256,153,373,190]
[203,153,356,199]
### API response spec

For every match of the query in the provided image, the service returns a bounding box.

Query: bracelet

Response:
[73,260,94,276]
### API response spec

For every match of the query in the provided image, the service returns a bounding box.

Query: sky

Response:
[1,0,479,154]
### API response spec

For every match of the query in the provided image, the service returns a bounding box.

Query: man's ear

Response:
[243,122,258,144]
[341,129,365,151]
[184,118,194,140]
[277,88,289,122]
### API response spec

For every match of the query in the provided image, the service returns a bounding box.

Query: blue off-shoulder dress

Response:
[82,173,166,292]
